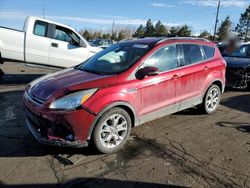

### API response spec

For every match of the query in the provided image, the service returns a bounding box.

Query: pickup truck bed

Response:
[0,26,25,62]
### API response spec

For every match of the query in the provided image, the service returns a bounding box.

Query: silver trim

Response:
[157,37,210,44]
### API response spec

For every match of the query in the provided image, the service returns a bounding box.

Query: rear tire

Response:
[93,107,131,154]
[200,84,221,114]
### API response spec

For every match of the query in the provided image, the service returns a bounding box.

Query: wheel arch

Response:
[87,101,137,140]
[202,79,224,100]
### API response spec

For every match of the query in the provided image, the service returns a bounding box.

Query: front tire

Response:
[201,84,221,114]
[93,107,131,154]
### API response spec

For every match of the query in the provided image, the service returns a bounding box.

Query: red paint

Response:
[23,38,226,146]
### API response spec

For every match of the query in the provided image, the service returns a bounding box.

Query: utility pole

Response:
[111,20,115,35]
[245,13,250,42]
[213,0,220,41]
[42,6,45,19]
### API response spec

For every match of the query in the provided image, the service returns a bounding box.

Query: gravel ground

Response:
[0,62,250,188]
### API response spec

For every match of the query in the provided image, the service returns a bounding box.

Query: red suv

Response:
[23,37,226,153]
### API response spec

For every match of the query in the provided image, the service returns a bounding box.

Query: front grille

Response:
[25,107,74,141]
[226,66,250,89]
[24,91,45,105]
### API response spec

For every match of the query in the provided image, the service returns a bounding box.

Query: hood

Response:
[224,56,250,68]
[29,68,107,101]
[89,46,102,54]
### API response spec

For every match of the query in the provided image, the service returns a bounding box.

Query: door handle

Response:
[204,66,209,71]
[172,74,181,79]
[51,43,58,48]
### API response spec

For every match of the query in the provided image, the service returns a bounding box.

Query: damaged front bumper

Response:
[226,66,250,89]
[23,90,96,148]
[26,118,88,148]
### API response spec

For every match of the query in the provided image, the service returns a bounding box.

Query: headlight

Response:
[49,89,97,110]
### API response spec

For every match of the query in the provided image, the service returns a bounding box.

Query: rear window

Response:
[203,45,215,59]
[33,21,48,37]
[182,44,203,65]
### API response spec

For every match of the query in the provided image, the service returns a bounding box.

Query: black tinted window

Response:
[143,45,178,72]
[34,21,48,37]
[54,26,80,46]
[203,45,215,59]
[183,44,203,65]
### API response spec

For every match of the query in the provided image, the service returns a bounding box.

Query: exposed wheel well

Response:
[116,105,135,127]
[211,80,223,92]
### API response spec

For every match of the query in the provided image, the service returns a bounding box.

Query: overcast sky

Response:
[0,0,249,34]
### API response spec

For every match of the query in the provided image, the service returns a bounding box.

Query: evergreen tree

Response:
[102,33,111,39]
[118,31,126,41]
[144,19,155,37]
[169,26,179,37]
[111,32,117,41]
[177,25,191,37]
[217,16,232,41]
[82,30,91,40]
[154,21,168,36]
[199,30,210,38]
[235,5,250,41]
[133,25,145,38]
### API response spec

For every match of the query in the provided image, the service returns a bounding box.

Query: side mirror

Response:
[135,66,160,80]
[80,40,87,48]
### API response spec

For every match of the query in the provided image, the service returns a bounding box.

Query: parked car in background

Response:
[23,37,225,153]
[220,43,250,89]
[91,39,114,49]
[0,16,102,68]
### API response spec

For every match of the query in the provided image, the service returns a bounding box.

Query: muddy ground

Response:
[0,62,249,188]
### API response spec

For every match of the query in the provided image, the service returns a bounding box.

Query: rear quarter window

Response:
[33,21,48,37]
[203,45,215,59]
[182,44,203,65]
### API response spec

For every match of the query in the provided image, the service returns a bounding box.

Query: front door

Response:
[137,44,181,123]
[49,25,89,67]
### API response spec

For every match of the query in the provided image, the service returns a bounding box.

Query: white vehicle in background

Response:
[0,16,102,68]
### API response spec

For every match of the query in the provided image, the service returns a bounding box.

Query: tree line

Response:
[79,5,250,42]
[199,5,250,42]
[133,19,191,38]
[79,19,192,41]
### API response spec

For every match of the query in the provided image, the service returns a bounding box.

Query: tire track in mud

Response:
[91,135,250,188]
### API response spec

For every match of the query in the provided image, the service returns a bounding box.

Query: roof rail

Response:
[157,37,211,44]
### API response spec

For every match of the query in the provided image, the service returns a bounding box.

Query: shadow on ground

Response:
[0,74,45,84]
[221,94,250,114]
[0,178,185,188]
[217,122,250,133]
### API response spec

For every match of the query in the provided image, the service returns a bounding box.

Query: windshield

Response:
[78,43,152,75]
[229,44,250,58]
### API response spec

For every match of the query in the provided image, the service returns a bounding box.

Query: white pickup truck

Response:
[0,16,101,68]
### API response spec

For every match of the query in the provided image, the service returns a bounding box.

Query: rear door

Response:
[176,43,214,110]
[25,20,51,65]
[49,25,89,67]
[137,44,181,122]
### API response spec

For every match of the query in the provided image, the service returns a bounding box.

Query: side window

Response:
[182,44,203,65]
[203,45,215,59]
[54,26,80,46]
[143,45,178,72]
[33,21,48,37]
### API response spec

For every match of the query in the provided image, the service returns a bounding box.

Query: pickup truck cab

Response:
[0,16,101,68]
